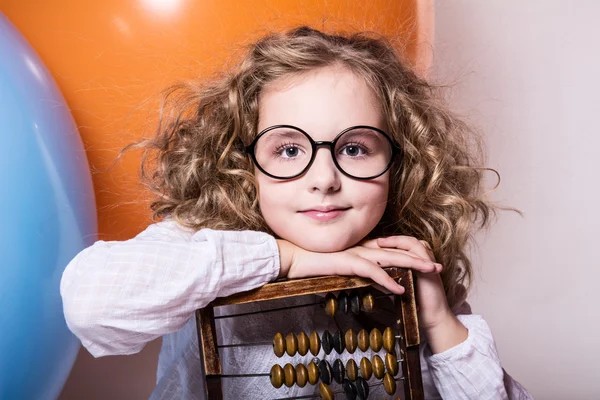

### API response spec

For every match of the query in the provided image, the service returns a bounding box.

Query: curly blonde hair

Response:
[128,26,508,308]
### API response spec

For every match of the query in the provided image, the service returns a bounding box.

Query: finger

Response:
[358,241,425,260]
[377,236,437,263]
[356,246,442,274]
[333,255,405,295]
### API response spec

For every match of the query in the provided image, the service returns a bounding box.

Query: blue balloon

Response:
[0,13,97,400]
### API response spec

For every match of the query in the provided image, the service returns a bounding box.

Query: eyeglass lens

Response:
[253,127,393,179]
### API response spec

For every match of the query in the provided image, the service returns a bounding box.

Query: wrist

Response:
[275,239,295,279]
[425,313,468,355]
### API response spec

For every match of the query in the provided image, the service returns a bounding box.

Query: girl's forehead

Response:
[257,66,384,137]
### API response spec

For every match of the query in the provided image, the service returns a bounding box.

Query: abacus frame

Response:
[195,268,424,400]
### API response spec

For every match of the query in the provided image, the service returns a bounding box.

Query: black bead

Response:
[322,330,334,355]
[318,359,332,385]
[343,379,357,400]
[355,377,370,400]
[349,290,361,315]
[332,359,345,384]
[333,330,345,354]
[338,291,349,314]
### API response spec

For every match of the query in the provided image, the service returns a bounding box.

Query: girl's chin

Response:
[282,234,360,253]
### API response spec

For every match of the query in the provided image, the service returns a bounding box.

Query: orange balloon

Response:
[2,0,433,240]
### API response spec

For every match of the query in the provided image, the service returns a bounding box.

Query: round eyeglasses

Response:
[245,125,401,180]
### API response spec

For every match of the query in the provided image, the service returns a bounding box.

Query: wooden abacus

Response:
[195,268,424,399]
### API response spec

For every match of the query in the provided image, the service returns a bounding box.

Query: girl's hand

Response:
[362,236,452,330]
[364,236,468,353]
[275,239,443,297]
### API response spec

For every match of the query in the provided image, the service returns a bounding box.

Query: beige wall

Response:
[433,1,600,399]
[60,2,600,399]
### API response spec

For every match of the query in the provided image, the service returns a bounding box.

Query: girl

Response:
[61,26,532,399]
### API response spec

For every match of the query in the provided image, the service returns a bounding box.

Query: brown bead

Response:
[383,372,396,395]
[361,292,375,313]
[333,359,345,384]
[346,359,358,382]
[285,332,298,356]
[357,329,369,352]
[345,329,358,354]
[318,359,333,385]
[383,327,395,353]
[355,377,370,399]
[270,364,284,388]
[318,382,334,400]
[385,352,399,376]
[284,363,296,387]
[349,290,361,314]
[295,363,308,387]
[325,292,337,317]
[307,361,320,385]
[297,331,309,356]
[369,328,383,352]
[338,291,349,314]
[360,357,372,380]
[333,330,345,354]
[322,330,334,355]
[273,332,285,358]
[309,330,321,356]
[372,354,385,379]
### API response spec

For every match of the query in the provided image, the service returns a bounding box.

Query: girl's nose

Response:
[306,148,341,193]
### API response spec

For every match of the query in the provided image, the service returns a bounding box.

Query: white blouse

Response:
[60,220,533,399]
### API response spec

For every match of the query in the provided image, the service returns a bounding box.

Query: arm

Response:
[60,220,279,358]
[424,301,533,400]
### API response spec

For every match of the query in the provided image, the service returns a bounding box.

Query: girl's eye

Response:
[274,144,305,159]
[340,143,368,157]
[283,147,299,158]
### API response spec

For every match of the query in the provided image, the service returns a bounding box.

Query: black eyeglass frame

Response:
[245,124,402,180]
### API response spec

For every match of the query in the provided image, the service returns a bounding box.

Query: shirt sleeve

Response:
[60,220,280,358]
[423,304,534,400]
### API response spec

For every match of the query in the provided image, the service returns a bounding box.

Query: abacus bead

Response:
[273,333,285,358]
[309,331,321,356]
[333,359,345,384]
[383,373,396,395]
[361,292,375,313]
[319,382,334,400]
[338,291,349,314]
[355,377,370,399]
[349,290,361,314]
[343,379,357,400]
[297,331,309,356]
[333,330,345,354]
[284,363,296,387]
[285,332,298,356]
[346,359,358,382]
[360,357,372,380]
[372,355,385,379]
[307,362,320,385]
[345,329,358,354]
[385,352,399,376]
[318,359,333,385]
[369,328,383,352]
[357,329,369,352]
[322,330,334,355]
[383,327,395,353]
[296,363,308,388]
[325,293,337,317]
[270,364,284,388]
